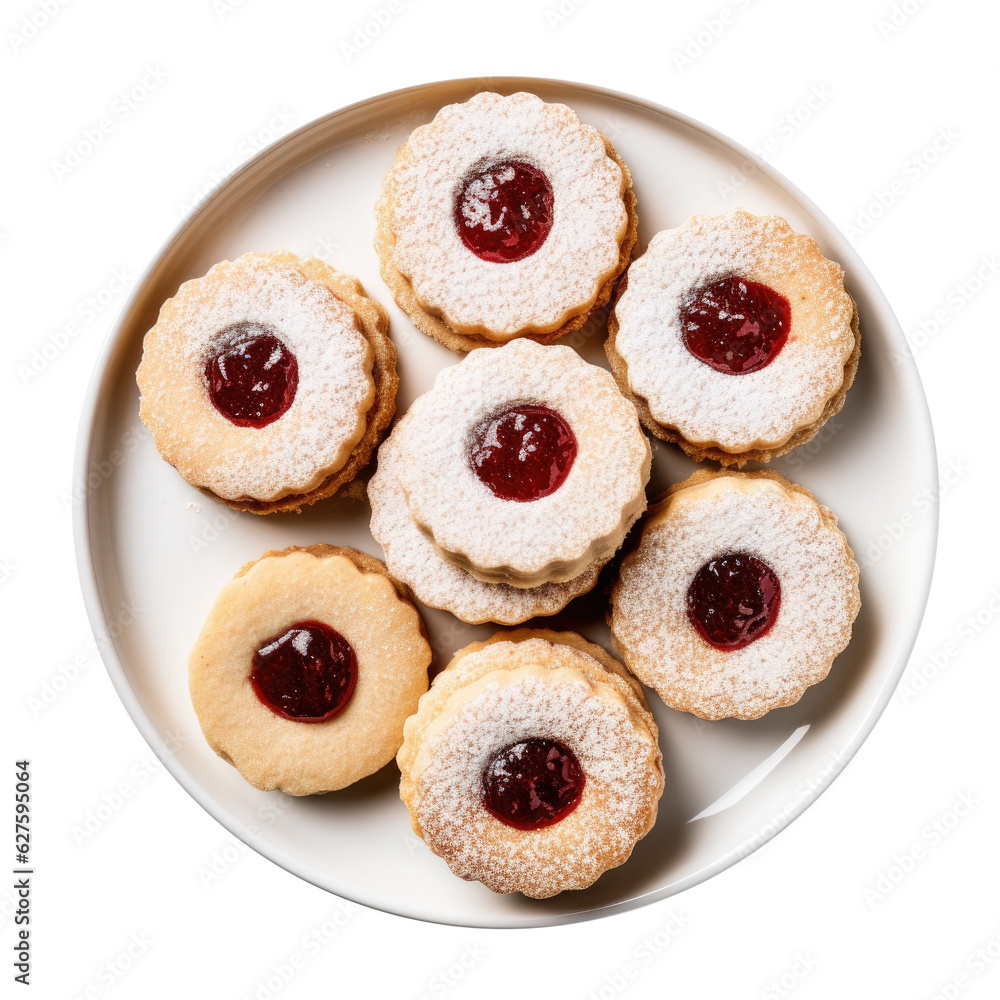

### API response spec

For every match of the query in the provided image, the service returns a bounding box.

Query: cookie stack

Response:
[370,337,650,624]
[137,251,398,514]
[374,90,637,351]
[398,631,663,897]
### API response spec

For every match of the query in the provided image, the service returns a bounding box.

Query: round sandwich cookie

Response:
[609,469,861,720]
[397,630,664,897]
[607,210,860,466]
[375,90,637,351]
[137,251,398,513]
[386,338,651,590]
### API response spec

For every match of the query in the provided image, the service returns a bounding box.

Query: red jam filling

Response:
[204,323,298,427]
[469,404,577,502]
[481,738,584,830]
[680,276,791,375]
[250,620,357,722]
[686,552,781,651]
[454,160,554,263]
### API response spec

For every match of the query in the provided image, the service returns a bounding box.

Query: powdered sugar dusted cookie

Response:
[188,545,431,794]
[369,421,601,625]
[609,470,861,720]
[393,339,650,588]
[398,630,663,897]
[607,210,860,465]
[137,252,398,514]
[375,91,637,350]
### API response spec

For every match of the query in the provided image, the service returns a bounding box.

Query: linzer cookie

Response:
[609,470,861,720]
[374,91,637,350]
[188,545,431,795]
[368,424,601,625]
[378,338,650,598]
[137,251,397,514]
[397,630,664,897]
[607,210,860,465]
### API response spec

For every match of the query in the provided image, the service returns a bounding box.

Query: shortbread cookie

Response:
[398,631,664,897]
[393,339,650,588]
[607,210,860,465]
[374,91,637,350]
[369,421,601,624]
[609,470,861,720]
[137,251,398,514]
[188,544,430,794]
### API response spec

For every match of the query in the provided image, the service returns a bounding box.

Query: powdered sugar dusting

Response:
[610,474,860,720]
[613,210,855,453]
[410,668,661,896]
[137,253,374,502]
[400,636,657,764]
[390,91,626,336]
[394,339,650,584]
[460,164,518,231]
[368,422,600,624]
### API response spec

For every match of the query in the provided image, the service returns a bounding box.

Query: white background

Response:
[4,0,999,997]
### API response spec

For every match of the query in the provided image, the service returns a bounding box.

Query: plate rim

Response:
[72,75,939,928]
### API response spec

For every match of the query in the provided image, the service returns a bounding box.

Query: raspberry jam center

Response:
[686,552,781,651]
[469,404,577,502]
[481,738,584,830]
[205,323,298,427]
[455,160,554,263]
[250,620,357,722]
[680,276,791,375]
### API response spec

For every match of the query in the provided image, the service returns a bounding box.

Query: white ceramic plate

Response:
[74,78,937,927]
